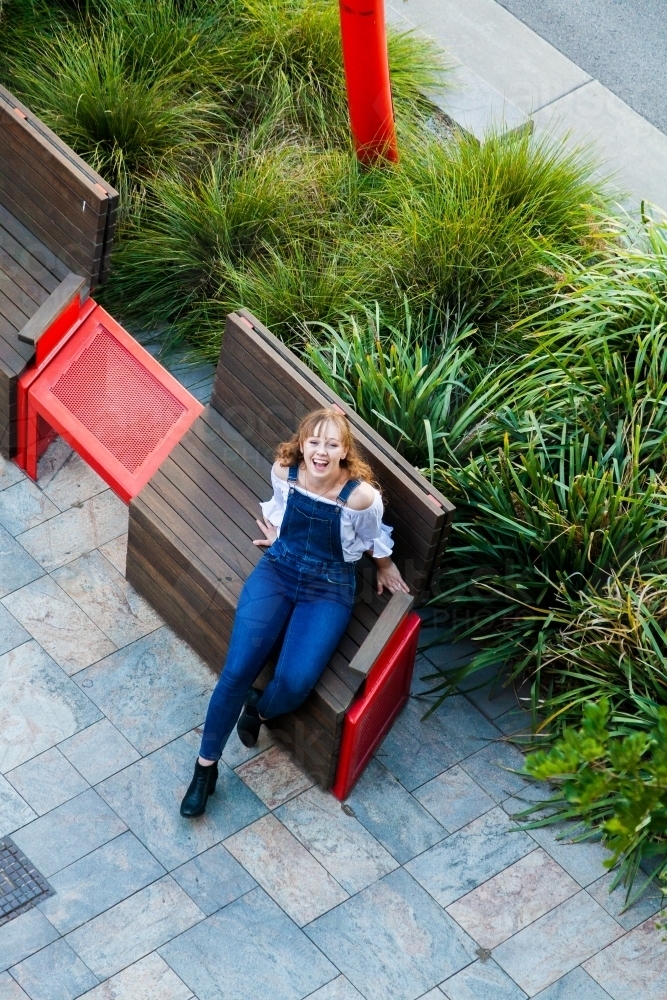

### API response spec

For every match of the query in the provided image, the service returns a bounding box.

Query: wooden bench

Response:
[126,309,454,788]
[0,85,118,458]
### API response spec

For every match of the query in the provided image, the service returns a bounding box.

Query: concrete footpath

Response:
[388,0,667,213]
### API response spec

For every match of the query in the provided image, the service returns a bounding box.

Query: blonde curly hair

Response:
[276,408,377,487]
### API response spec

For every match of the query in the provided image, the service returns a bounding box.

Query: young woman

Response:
[180,406,409,817]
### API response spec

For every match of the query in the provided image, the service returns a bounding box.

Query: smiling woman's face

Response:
[301,420,347,482]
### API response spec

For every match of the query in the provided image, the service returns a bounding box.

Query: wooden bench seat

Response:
[127,309,455,788]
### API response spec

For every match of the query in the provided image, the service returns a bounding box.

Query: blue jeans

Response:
[199,553,354,762]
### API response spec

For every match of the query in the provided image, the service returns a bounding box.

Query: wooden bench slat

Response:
[0,205,69,281]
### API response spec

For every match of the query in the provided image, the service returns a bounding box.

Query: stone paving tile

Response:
[77,953,193,1000]
[586,870,664,931]
[41,452,108,512]
[440,959,527,1000]
[0,910,59,973]
[446,849,579,950]
[0,971,30,1000]
[583,914,667,1000]
[533,967,613,999]
[66,875,204,981]
[0,526,45,599]
[345,758,446,864]
[220,723,277,770]
[12,788,127,877]
[97,734,266,871]
[58,719,140,786]
[306,868,476,1000]
[6,747,88,815]
[35,437,72,488]
[97,534,127,576]
[161,887,336,1000]
[493,891,623,996]
[171,843,256,916]
[0,774,36,836]
[458,667,518,723]
[2,576,115,675]
[0,480,58,536]
[17,491,128,572]
[458,741,529,804]
[53,551,162,648]
[235,745,314,809]
[304,976,364,999]
[493,707,533,738]
[10,939,98,1000]
[377,695,500,790]
[0,455,24,492]
[0,604,29,657]
[527,822,613,888]
[276,785,398,894]
[413,765,495,833]
[406,807,534,907]
[224,814,348,926]
[74,628,214,755]
[39,831,166,934]
[0,641,102,773]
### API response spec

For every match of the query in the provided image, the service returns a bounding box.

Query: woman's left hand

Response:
[253,517,278,547]
[375,558,410,595]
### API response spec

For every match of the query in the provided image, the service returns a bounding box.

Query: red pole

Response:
[339,0,398,163]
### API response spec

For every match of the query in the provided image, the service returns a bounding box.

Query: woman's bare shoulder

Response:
[346,481,377,511]
[272,462,290,482]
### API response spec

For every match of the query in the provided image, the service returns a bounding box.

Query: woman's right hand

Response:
[253,517,278,547]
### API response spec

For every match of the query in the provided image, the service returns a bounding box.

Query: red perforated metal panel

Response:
[50,327,186,474]
[332,612,420,800]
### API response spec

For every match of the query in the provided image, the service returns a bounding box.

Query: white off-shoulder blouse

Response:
[260,467,394,563]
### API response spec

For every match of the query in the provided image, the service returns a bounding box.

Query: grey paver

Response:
[17,491,128,572]
[459,741,530,804]
[0,526,45,599]
[97,734,266,871]
[235,745,313,809]
[74,628,214,755]
[171,843,256,916]
[276,785,397,895]
[440,959,527,1000]
[0,480,58,536]
[39,831,165,934]
[65,875,203,981]
[41,452,107,513]
[224,814,348,926]
[220,723,277,770]
[0,640,102,774]
[0,605,29,657]
[406,807,534,907]
[345,758,446,864]
[160,888,336,1000]
[527,822,613,887]
[583,915,667,1000]
[0,456,24,492]
[2,576,115,676]
[0,972,29,1000]
[306,868,475,1000]
[52,550,162,648]
[378,694,499,791]
[586,870,664,931]
[304,977,364,1000]
[12,788,126,877]
[36,438,73,490]
[97,534,127,576]
[76,952,192,1000]
[414,765,495,833]
[9,939,98,1000]
[447,848,578,950]
[0,774,36,837]
[6,747,88,816]
[0,909,58,973]
[493,891,623,996]
[58,719,140,786]
[533,967,613,999]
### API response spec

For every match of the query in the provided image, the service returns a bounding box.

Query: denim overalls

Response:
[199,466,359,762]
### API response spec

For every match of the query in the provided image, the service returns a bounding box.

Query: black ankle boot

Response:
[180,760,218,818]
[237,687,262,748]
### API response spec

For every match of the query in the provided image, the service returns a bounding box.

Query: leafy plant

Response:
[520,697,667,906]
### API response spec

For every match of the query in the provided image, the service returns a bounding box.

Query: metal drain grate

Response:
[0,839,53,925]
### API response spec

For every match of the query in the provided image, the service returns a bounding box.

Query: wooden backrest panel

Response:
[0,85,118,289]
[211,311,455,597]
